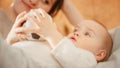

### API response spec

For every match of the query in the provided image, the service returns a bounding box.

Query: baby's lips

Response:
[70,36,76,41]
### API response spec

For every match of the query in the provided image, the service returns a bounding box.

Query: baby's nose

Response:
[74,32,79,37]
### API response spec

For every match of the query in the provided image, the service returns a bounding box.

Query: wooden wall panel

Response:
[55,0,120,31]
[0,0,12,9]
[92,0,120,29]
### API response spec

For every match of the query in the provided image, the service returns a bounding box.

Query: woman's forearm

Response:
[62,1,84,26]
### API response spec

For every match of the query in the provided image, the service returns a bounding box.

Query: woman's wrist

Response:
[62,1,72,13]
[61,0,84,26]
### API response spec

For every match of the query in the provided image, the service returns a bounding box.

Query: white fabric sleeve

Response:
[0,36,38,68]
[51,37,97,68]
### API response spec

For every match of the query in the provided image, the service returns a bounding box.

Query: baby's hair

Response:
[92,19,113,61]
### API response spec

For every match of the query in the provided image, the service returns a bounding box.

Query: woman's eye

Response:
[85,32,91,37]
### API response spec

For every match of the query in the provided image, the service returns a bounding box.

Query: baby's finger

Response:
[15,16,27,27]
[15,27,38,33]
[9,36,19,45]
[27,15,42,27]
[38,8,47,17]
[37,9,45,17]
[31,10,43,22]
[17,33,29,40]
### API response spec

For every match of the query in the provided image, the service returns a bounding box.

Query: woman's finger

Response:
[16,11,27,20]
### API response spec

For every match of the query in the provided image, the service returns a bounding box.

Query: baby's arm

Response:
[51,37,97,68]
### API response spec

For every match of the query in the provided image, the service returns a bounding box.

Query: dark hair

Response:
[48,0,64,17]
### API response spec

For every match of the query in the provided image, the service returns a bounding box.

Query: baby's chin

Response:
[68,38,77,46]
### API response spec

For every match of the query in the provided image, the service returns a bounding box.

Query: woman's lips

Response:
[22,0,32,10]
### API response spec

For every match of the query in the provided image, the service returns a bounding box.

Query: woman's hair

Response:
[48,0,64,17]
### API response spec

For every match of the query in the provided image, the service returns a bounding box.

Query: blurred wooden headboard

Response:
[0,0,12,9]
[54,0,120,35]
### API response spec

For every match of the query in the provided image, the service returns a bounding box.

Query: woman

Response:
[1,0,84,39]
[0,0,63,38]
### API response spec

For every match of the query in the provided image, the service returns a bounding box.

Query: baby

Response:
[5,9,113,68]
[68,20,113,62]
[23,9,113,62]
[36,17,113,62]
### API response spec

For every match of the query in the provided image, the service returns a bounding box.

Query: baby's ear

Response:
[95,49,107,62]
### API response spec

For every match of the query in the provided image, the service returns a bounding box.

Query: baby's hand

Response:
[17,9,63,47]
[25,9,57,39]
[28,9,64,47]
[6,11,28,45]
[22,9,53,41]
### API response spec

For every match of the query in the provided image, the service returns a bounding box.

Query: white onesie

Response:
[0,36,97,68]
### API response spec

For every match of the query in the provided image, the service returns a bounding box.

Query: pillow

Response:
[96,26,120,68]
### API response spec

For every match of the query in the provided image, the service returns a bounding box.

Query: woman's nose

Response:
[29,0,39,6]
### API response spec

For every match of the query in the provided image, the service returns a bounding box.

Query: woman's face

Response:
[12,0,55,15]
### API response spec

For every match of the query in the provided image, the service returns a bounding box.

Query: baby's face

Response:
[68,20,107,54]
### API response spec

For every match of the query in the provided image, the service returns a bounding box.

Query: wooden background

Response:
[54,0,120,29]
[1,0,120,35]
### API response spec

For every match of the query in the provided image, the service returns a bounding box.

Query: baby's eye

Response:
[43,0,49,5]
[84,32,91,37]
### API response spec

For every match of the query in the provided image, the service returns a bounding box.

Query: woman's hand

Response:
[6,11,28,45]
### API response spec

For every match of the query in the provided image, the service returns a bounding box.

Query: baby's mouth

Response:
[70,36,76,41]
